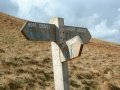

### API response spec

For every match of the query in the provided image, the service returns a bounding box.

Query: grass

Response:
[0,12,120,90]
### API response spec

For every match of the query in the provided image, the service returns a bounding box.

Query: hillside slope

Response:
[0,12,120,90]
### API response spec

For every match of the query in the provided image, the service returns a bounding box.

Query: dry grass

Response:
[0,12,120,90]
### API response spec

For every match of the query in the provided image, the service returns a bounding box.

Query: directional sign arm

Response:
[64,26,91,44]
[21,21,56,41]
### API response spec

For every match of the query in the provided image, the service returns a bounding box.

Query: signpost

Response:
[21,17,91,90]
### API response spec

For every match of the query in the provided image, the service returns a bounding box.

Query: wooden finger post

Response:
[21,17,91,90]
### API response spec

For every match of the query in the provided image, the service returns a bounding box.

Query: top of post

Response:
[49,17,65,44]
[49,17,64,28]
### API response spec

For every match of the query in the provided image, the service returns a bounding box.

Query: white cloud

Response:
[90,20,120,43]
[113,12,120,30]
[10,0,49,21]
[77,13,100,27]
[11,0,47,13]
[118,8,120,12]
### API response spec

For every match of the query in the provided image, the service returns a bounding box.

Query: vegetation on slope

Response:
[0,13,120,90]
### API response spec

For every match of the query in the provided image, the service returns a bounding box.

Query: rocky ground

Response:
[0,12,120,90]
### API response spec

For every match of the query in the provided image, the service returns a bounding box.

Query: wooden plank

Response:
[21,21,91,44]
[50,17,70,90]
[59,36,83,62]
[64,26,91,44]
[51,42,70,90]
[21,21,56,41]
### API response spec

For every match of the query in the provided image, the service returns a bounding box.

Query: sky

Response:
[0,0,120,44]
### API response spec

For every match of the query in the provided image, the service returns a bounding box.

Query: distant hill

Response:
[0,12,120,90]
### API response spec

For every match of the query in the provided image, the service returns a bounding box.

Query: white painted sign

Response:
[59,36,83,62]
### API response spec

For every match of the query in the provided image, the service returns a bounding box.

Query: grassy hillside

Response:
[0,12,120,90]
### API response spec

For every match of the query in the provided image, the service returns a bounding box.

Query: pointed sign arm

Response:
[21,21,56,41]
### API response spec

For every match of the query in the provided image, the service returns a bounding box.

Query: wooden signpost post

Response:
[21,17,91,90]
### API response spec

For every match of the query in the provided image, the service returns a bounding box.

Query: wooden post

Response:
[50,17,70,90]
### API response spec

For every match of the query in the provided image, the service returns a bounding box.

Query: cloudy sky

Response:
[0,0,120,43]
